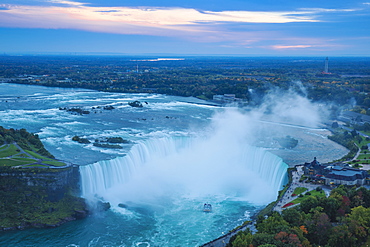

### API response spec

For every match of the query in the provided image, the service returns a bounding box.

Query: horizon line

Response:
[1,52,369,58]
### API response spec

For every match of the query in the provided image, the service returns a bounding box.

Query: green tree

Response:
[252,233,277,246]
[299,196,319,214]
[282,208,304,227]
[256,212,290,235]
[305,211,331,246]
[327,224,357,247]
[231,231,253,247]
[321,197,340,221]
[348,206,370,230]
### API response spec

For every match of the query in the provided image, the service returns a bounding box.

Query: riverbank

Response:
[200,164,327,247]
[0,127,88,231]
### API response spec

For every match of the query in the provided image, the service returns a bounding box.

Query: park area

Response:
[0,143,67,168]
[283,187,326,208]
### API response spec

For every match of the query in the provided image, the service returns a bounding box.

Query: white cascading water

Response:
[80,136,288,205]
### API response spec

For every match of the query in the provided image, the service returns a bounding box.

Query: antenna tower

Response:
[324,57,329,73]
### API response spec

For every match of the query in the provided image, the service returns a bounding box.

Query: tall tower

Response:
[324,57,329,74]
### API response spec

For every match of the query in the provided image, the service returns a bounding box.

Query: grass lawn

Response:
[43,160,66,167]
[13,158,37,163]
[22,164,49,168]
[25,150,51,160]
[0,158,35,167]
[357,154,370,160]
[290,189,326,205]
[0,144,20,158]
[14,153,29,158]
[292,187,308,195]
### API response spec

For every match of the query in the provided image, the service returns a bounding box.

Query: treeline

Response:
[228,185,370,247]
[2,56,370,110]
[328,129,362,161]
[0,126,54,158]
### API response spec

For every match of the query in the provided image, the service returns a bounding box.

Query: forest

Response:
[228,185,370,247]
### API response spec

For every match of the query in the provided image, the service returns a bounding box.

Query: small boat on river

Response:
[203,203,212,212]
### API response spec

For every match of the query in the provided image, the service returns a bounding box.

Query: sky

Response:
[0,0,369,56]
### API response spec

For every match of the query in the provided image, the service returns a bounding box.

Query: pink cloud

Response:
[272,45,313,49]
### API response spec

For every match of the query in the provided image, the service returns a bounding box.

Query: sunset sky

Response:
[0,0,369,56]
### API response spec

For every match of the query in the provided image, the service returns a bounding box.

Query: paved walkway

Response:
[273,166,324,212]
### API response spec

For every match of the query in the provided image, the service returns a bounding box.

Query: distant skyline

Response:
[0,0,370,56]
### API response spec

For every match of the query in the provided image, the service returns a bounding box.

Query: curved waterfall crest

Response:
[80,136,288,201]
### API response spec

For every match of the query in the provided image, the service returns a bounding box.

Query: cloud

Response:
[0,0,363,52]
[272,45,313,49]
[0,3,322,32]
[0,1,323,35]
[299,8,358,12]
[48,0,87,6]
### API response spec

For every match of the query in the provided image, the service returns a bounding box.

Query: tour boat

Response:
[203,203,212,212]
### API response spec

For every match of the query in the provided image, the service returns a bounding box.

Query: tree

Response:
[252,233,277,246]
[274,231,303,247]
[305,211,331,246]
[348,206,370,230]
[331,121,339,128]
[5,135,13,144]
[282,208,304,227]
[327,224,357,247]
[300,196,319,214]
[256,212,290,235]
[321,197,340,221]
[231,231,253,247]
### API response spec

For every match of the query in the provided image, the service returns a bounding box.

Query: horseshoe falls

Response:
[80,136,288,202]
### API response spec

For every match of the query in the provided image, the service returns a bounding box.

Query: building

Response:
[212,94,246,106]
[324,166,368,186]
[303,157,327,177]
[338,111,370,125]
[303,157,369,186]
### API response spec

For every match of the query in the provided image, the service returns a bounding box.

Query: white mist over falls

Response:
[80,88,322,209]
[0,83,349,246]
[80,112,288,205]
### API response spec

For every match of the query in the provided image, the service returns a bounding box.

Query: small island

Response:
[59,105,115,115]
[72,135,130,149]
[274,135,299,149]
[0,126,88,231]
[128,100,144,108]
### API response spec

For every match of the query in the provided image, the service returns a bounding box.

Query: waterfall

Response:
[80,136,288,203]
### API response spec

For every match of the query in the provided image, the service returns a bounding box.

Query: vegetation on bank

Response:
[228,185,370,247]
[0,126,69,168]
[328,124,370,163]
[0,182,86,230]
[0,126,54,159]
[0,127,88,230]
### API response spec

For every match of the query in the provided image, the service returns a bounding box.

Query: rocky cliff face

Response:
[0,166,80,201]
[0,166,87,230]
